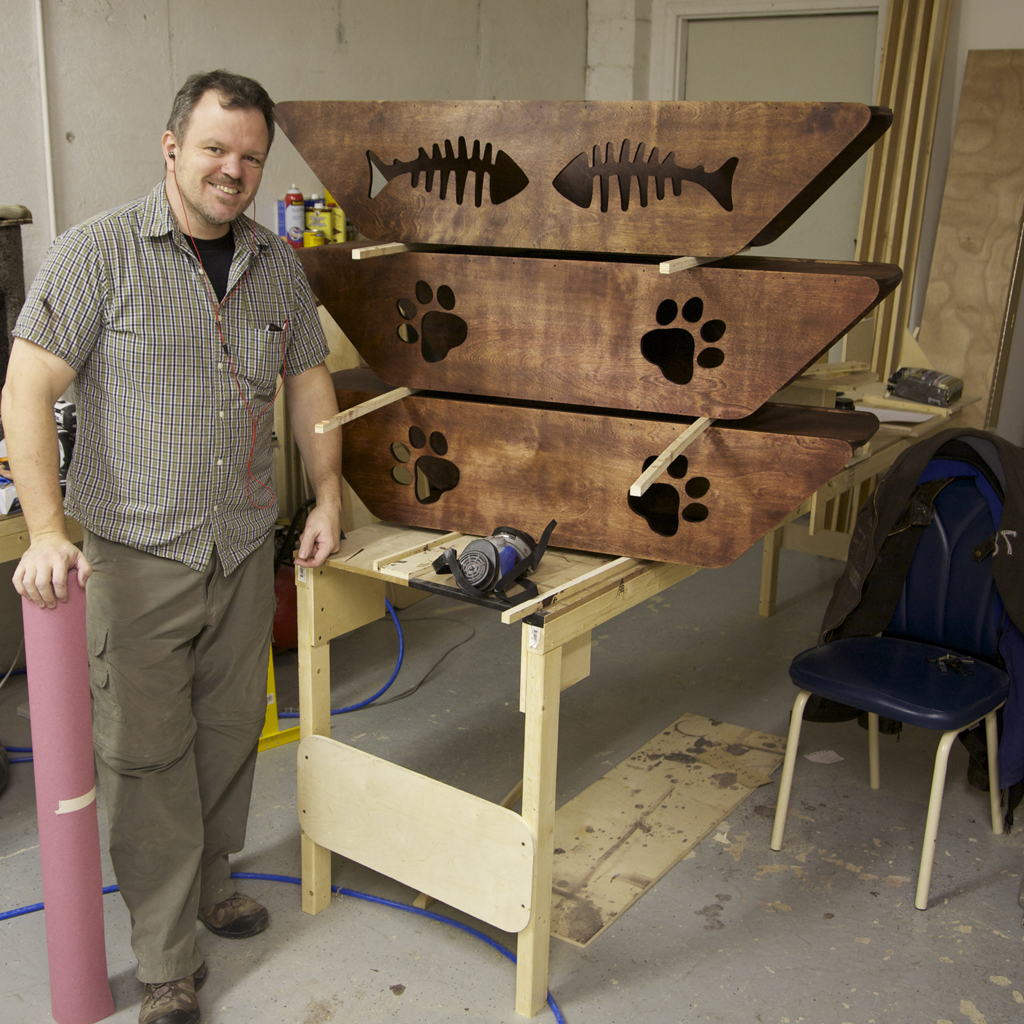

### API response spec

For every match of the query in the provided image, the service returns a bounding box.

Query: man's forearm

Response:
[1,368,69,542]
[283,363,343,508]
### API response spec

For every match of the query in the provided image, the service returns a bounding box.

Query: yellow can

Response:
[331,207,347,242]
[305,207,334,240]
[302,230,327,247]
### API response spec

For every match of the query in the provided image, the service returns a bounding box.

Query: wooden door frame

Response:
[650,0,890,100]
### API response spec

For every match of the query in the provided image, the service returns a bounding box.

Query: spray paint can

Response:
[284,185,304,249]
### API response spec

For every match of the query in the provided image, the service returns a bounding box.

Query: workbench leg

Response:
[516,643,562,1018]
[297,571,333,915]
[759,526,784,618]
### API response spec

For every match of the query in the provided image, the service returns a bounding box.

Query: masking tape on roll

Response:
[56,786,96,815]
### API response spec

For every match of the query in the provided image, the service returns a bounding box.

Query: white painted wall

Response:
[2,0,587,284]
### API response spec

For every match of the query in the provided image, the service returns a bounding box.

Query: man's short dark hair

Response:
[167,70,275,150]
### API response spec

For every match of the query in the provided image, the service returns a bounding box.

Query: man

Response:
[1,71,342,1024]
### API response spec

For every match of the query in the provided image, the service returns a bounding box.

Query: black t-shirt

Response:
[188,227,235,302]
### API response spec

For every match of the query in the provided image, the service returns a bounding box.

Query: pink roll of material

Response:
[23,571,115,1024]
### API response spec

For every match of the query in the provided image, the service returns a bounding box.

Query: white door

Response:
[679,12,879,261]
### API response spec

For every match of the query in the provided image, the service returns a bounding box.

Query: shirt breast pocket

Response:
[234,318,288,398]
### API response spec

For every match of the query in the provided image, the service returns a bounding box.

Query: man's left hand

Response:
[294,502,342,567]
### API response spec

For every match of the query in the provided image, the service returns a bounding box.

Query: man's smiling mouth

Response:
[212,183,241,195]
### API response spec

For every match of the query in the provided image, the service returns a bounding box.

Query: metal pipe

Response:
[34,0,57,242]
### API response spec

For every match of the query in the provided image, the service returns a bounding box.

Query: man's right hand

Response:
[2,337,83,609]
[13,533,92,609]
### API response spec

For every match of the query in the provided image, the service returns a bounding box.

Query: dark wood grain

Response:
[302,246,899,419]
[332,376,877,568]
[275,100,890,256]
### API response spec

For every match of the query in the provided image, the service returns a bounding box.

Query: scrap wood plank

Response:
[315,387,418,433]
[797,360,871,380]
[917,50,1024,428]
[352,242,409,259]
[855,0,951,379]
[325,523,452,579]
[629,417,713,497]
[376,535,476,582]
[500,556,640,625]
[548,712,784,948]
[372,531,465,572]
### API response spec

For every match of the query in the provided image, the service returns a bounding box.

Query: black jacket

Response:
[821,428,1024,641]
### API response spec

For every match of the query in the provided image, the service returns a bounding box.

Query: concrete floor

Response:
[2,543,1023,1024]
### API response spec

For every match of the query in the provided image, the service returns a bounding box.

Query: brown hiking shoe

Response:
[198,891,269,938]
[138,962,205,1024]
[139,976,199,1024]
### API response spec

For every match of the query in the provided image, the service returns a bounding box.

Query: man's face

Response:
[162,89,269,238]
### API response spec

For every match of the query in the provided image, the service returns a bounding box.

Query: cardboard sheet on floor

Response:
[549,712,784,947]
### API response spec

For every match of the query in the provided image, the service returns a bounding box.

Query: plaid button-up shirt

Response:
[15,182,329,573]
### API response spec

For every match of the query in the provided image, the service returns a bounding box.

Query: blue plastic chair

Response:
[770,474,1010,910]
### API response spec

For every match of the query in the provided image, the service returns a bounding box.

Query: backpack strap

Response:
[824,476,954,642]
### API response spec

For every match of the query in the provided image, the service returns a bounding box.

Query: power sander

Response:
[432,521,557,606]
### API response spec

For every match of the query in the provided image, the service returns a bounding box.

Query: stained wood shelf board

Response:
[277,100,891,256]
[301,245,899,422]
[549,713,784,948]
[333,378,877,570]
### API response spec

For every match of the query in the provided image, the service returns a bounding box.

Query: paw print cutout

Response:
[640,296,726,386]
[396,280,469,363]
[627,453,710,536]
[390,425,461,504]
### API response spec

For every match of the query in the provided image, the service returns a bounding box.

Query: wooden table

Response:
[295,521,699,1017]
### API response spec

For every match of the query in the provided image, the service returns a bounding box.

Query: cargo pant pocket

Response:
[87,623,124,725]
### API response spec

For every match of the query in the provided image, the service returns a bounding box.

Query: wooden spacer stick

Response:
[629,417,713,496]
[314,387,418,433]
[352,242,409,260]
[500,555,639,625]
[659,247,748,274]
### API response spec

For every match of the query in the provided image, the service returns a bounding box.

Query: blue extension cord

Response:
[279,595,404,717]
[2,596,407,763]
[0,871,567,1024]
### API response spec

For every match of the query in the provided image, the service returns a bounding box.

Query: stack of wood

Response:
[276,100,901,567]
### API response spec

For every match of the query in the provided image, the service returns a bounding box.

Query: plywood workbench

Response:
[294,521,699,1018]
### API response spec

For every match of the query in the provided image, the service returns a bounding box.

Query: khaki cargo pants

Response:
[84,530,273,983]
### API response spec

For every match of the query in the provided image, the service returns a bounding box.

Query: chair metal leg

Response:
[915,729,958,911]
[985,710,1004,836]
[771,689,811,851]
[867,712,880,790]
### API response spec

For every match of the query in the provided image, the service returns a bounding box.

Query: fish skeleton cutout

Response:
[552,141,738,213]
[367,138,529,207]
[274,100,891,256]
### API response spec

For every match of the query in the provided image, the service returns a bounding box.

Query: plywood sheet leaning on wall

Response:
[333,370,877,568]
[853,0,951,376]
[275,100,891,257]
[300,246,900,420]
[917,50,1024,429]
